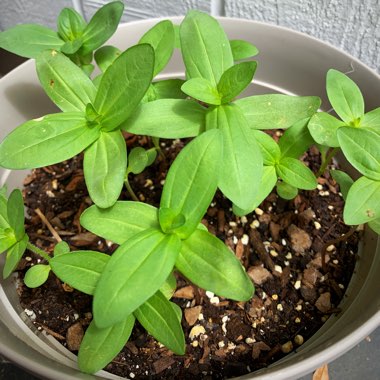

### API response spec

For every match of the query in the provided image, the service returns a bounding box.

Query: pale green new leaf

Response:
[0,233,17,255]
[127,147,150,175]
[235,94,321,130]
[330,169,354,201]
[180,10,233,86]
[152,79,186,100]
[3,234,28,279]
[84,130,126,208]
[36,50,97,112]
[134,291,185,355]
[80,201,159,244]
[0,192,10,230]
[177,229,254,301]
[94,45,121,73]
[218,61,257,104]
[326,69,364,124]
[94,44,154,130]
[24,264,51,288]
[93,229,181,328]
[361,107,380,130]
[337,127,380,181]
[344,176,380,224]
[160,129,222,239]
[0,25,64,58]
[230,39,259,61]
[160,272,177,300]
[78,314,135,374]
[368,218,380,235]
[7,189,25,241]
[251,130,281,165]
[276,157,317,190]
[60,39,83,55]
[0,113,100,169]
[276,181,298,200]
[181,78,221,105]
[53,241,70,256]
[122,99,205,138]
[57,8,86,41]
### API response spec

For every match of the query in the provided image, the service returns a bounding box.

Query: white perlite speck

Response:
[189,325,206,340]
[205,291,214,299]
[241,234,249,245]
[255,208,264,216]
[250,220,260,229]
[274,265,282,273]
[210,296,220,305]
[314,221,322,230]
[294,280,301,290]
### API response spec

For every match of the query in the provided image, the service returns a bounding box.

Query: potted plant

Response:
[0,2,379,379]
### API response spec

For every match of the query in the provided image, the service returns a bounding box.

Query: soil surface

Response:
[18,135,359,379]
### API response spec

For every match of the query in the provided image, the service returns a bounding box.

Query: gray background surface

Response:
[0,0,379,379]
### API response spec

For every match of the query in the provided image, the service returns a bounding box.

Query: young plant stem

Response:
[317,147,339,177]
[152,137,165,158]
[124,177,140,202]
[26,242,51,262]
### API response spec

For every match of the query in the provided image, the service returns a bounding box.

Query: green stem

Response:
[124,177,140,202]
[152,137,165,158]
[317,147,339,177]
[27,242,51,263]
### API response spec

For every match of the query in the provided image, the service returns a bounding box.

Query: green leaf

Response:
[60,39,83,55]
[0,192,10,230]
[94,45,121,73]
[134,291,185,354]
[326,69,364,124]
[78,314,135,374]
[94,44,154,131]
[0,24,64,58]
[7,190,25,241]
[330,170,354,201]
[83,130,127,208]
[127,147,156,175]
[276,181,298,200]
[308,112,345,148]
[57,8,86,41]
[251,130,281,165]
[361,107,380,130]
[50,250,110,295]
[152,79,186,100]
[93,229,181,328]
[0,232,17,255]
[53,241,70,256]
[3,234,28,279]
[80,201,159,245]
[177,229,254,301]
[217,61,257,104]
[36,50,97,112]
[160,272,177,300]
[122,99,205,138]
[180,10,233,86]
[230,39,259,60]
[160,129,222,239]
[279,118,314,158]
[80,1,124,55]
[212,104,263,210]
[159,208,186,234]
[181,78,221,105]
[344,176,380,224]
[24,264,51,288]
[368,218,380,235]
[235,94,321,130]
[139,20,175,77]
[337,127,380,181]
[276,157,317,190]
[0,113,100,169]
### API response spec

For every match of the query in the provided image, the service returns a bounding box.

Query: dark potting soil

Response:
[17,135,359,379]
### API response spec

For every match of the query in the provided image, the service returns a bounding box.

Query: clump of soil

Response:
[18,136,359,379]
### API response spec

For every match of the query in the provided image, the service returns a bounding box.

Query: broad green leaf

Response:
[134,291,185,354]
[308,112,345,148]
[78,314,135,374]
[94,45,121,73]
[122,99,205,138]
[80,201,159,244]
[152,79,186,100]
[24,264,51,288]
[139,20,175,77]
[326,69,364,124]
[53,241,70,256]
[276,157,317,190]
[337,127,380,181]
[217,61,257,104]
[3,234,28,279]
[276,181,298,200]
[160,272,177,300]
[0,24,64,58]
[177,229,254,301]
[235,94,321,130]
[361,107,380,130]
[7,189,25,241]
[279,118,314,158]
[230,39,259,60]
[93,229,181,328]
[94,44,154,131]
[233,165,277,216]
[160,129,222,239]
[0,232,17,255]
[330,169,354,201]
[180,10,233,86]
[251,130,281,165]
[344,176,380,224]
[50,250,110,295]
[0,192,10,230]
[181,78,221,105]
[171,302,182,323]
[60,39,83,55]
[368,218,380,235]
[80,1,124,55]
[36,50,97,112]
[212,104,263,210]
[57,8,86,41]
[173,24,181,48]
[0,113,100,169]
[83,130,127,208]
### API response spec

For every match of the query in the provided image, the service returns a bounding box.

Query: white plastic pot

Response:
[0,17,379,380]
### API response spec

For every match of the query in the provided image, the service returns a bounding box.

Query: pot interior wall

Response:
[0,17,379,380]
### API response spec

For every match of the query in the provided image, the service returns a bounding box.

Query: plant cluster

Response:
[0,1,379,374]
